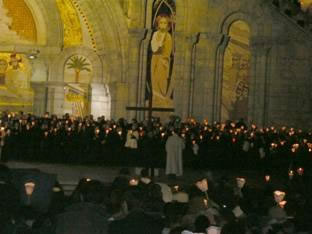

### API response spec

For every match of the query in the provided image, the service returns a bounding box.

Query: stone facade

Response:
[1,0,312,128]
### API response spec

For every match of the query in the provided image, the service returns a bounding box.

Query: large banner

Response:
[146,0,176,109]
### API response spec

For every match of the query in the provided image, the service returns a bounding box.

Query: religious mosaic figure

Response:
[0,59,8,85]
[151,14,173,107]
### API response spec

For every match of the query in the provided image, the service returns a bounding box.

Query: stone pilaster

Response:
[31,82,47,116]
[192,32,227,122]
[173,32,199,120]
[89,83,111,119]
[127,28,147,120]
[182,34,199,119]
[249,38,272,126]
[109,82,128,120]
[46,81,65,117]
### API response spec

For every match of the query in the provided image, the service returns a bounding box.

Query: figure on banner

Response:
[151,14,173,107]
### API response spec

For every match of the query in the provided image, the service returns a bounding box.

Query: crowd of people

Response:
[0,112,311,174]
[0,163,311,234]
[0,111,312,233]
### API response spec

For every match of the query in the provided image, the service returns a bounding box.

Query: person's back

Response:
[54,202,108,234]
[53,180,109,234]
[108,187,164,234]
[165,131,185,177]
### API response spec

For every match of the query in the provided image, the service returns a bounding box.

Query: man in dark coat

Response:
[52,180,109,234]
[108,187,164,234]
[0,164,21,232]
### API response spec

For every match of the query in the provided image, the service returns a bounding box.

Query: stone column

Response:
[46,81,65,117]
[127,28,147,120]
[183,34,199,119]
[89,83,111,119]
[31,82,47,116]
[213,34,230,122]
[109,81,128,120]
[173,32,198,120]
[138,29,153,121]
[249,38,272,126]
[192,32,225,122]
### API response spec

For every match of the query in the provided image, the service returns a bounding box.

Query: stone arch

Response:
[220,11,264,38]
[221,20,251,122]
[50,47,104,84]
[78,0,128,83]
[145,0,188,30]
[24,0,63,46]
[212,11,261,122]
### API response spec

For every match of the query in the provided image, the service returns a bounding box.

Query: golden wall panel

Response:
[56,0,82,47]
[3,0,37,42]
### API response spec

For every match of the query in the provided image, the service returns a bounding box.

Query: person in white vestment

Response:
[165,129,185,177]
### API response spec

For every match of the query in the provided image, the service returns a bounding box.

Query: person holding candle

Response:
[233,176,253,215]
[268,189,288,221]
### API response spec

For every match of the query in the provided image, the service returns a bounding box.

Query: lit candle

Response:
[25,182,36,196]
[236,177,246,188]
[203,198,208,208]
[288,170,294,179]
[129,178,138,186]
[279,200,287,208]
[174,185,179,192]
[274,190,286,203]
[297,167,304,176]
[265,175,270,182]
[24,182,36,205]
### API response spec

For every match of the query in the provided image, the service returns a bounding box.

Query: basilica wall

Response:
[0,0,312,128]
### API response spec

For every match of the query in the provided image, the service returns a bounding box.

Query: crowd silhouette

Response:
[0,111,312,233]
[0,112,311,175]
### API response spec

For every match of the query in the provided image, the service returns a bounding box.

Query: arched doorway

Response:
[221,20,251,122]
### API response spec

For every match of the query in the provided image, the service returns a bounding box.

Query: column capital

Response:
[46,81,65,88]
[198,32,223,42]
[128,28,148,40]
[250,37,272,48]
[30,81,47,89]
